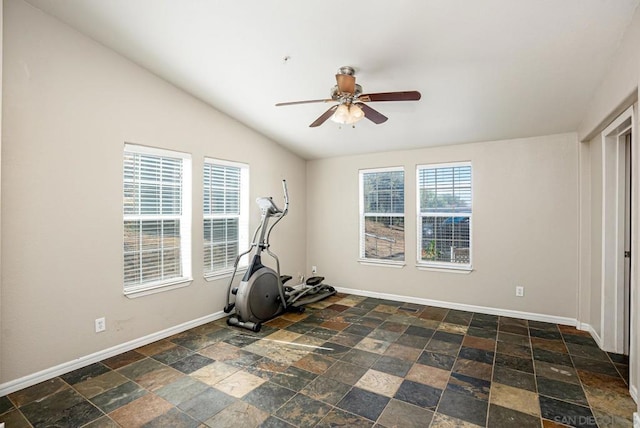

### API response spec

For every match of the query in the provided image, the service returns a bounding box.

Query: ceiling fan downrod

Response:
[337,66,355,76]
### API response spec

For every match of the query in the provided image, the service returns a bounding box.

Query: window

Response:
[359,168,405,263]
[417,162,472,269]
[203,159,249,278]
[123,144,192,294]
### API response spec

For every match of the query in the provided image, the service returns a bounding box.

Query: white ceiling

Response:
[25,0,640,159]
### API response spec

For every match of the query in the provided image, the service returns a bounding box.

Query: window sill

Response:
[204,266,248,282]
[358,259,406,268]
[416,264,473,274]
[124,277,193,298]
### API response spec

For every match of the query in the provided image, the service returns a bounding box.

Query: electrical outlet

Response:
[515,286,524,297]
[312,265,317,274]
[95,317,106,333]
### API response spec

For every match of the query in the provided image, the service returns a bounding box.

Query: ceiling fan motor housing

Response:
[331,84,363,103]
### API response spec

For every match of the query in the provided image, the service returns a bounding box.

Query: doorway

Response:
[601,106,634,356]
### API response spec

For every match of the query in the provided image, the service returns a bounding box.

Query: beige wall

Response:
[586,135,603,340]
[1,0,306,383]
[577,140,591,330]
[307,133,579,319]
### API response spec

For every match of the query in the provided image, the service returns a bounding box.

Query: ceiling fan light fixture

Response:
[350,104,364,121]
[331,104,365,125]
[331,104,350,124]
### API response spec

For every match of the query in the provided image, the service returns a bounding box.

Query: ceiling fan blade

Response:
[309,105,338,127]
[336,74,356,94]
[276,99,333,107]
[359,91,421,102]
[358,103,388,124]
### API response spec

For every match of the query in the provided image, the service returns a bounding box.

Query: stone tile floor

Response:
[0,293,636,427]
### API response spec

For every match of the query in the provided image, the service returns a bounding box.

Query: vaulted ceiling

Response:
[25,0,640,159]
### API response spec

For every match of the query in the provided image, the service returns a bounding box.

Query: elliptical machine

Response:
[224,180,335,332]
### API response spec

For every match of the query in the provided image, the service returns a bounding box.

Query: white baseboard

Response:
[335,286,577,326]
[631,385,638,404]
[577,323,604,348]
[0,289,617,399]
[0,311,228,397]
[634,412,639,428]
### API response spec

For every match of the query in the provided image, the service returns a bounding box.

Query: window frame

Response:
[416,161,473,272]
[203,158,250,280]
[123,143,193,297]
[358,166,406,267]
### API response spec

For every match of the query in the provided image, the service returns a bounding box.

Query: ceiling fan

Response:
[275,66,421,127]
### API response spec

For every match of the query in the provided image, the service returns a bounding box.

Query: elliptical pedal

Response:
[305,276,325,286]
[280,275,292,284]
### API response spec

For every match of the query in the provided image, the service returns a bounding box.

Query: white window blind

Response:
[203,159,249,277]
[417,163,472,268]
[359,168,405,262]
[123,144,192,293]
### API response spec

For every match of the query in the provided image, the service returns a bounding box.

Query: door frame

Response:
[601,105,635,355]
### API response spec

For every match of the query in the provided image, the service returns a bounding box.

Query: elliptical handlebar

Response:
[264,180,288,245]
